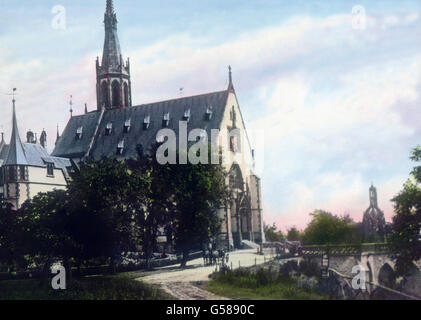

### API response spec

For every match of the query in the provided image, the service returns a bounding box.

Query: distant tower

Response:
[362,184,386,242]
[96,0,132,110]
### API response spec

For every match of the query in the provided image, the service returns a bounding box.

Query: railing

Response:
[300,243,391,257]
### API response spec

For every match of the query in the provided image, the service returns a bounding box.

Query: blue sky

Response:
[0,0,420,230]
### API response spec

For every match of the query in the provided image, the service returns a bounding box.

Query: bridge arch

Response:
[378,263,396,288]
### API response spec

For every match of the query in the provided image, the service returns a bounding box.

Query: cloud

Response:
[0,6,420,231]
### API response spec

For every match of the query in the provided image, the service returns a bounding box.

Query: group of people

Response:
[202,247,229,267]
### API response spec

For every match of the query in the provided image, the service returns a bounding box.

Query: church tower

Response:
[96,0,132,110]
[362,184,386,242]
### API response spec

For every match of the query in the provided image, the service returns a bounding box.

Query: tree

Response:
[66,158,137,270]
[286,227,302,241]
[20,190,78,277]
[126,148,175,269]
[390,146,421,275]
[301,210,361,245]
[0,203,24,271]
[264,223,285,242]
[170,152,229,268]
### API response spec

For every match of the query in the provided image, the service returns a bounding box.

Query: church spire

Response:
[106,0,114,15]
[102,0,122,72]
[5,92,28,165]
[96,0,132,110]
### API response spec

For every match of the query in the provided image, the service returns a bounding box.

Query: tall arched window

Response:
[112,80,121,107]
[123,82,129,107]
[101,81,109,108]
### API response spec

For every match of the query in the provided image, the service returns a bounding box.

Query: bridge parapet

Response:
[300,243,391,257]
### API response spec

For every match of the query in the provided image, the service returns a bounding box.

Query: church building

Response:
[53,0,265,249]
[362,184,386,242]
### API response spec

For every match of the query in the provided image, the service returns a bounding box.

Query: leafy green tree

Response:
[20,190,77,276]
[66,158,136,269]
[286,227,302,241]
[302,210,361,245]
[126,149,175,269]
[170,156,229,267]
[0,202,24,271]
[390,146,421,275]
[264,223,285,242]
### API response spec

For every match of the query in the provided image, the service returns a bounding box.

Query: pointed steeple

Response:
[56,124,60,145]
[5,95,28,165]
[102,0,122,72]
[228,65,235,93]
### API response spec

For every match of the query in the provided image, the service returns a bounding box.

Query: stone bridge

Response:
[300,244,421,299]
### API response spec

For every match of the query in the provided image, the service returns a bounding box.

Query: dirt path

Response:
[135,249,277,300]
[155,281,229,300]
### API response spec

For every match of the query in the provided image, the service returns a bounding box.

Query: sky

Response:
[0,0,420,231]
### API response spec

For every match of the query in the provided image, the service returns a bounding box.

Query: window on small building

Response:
[143,115,150,130]
[105,122,113,136]
[46,163,54,177]
[76,126,83,140]
[19,165,27,181]
[8,166,16,182]
[116,139,125,155]
[124,119,131,133]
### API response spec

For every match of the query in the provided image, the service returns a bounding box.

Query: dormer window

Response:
[183,109,191,122]
[116,139,125,155]
[163,112,170,127]
[46,163,54,177]
[143,115,150,130]
[76,126,83,140]
[124,119,131,133]
[206,106,213,120]
[105,122,113,136]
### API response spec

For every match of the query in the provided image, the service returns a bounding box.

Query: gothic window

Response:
[101,81,109,107]
[124,82,129,107]
[112,80,121,107]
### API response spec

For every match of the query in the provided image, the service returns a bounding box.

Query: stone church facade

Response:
[53,0,265,249]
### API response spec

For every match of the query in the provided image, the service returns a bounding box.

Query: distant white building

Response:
[0,98,71,209]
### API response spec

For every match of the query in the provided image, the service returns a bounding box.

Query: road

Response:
[135,248,278,300]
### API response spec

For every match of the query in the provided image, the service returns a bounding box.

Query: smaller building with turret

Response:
[0,97,71,209]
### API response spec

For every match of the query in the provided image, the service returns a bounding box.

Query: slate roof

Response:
[0,100,71,172]
[53,89,230,160]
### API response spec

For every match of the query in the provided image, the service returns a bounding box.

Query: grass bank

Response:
[206,268,326,300]
[0,273,171,300]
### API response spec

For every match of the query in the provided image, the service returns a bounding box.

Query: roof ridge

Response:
[133,89,228,108]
